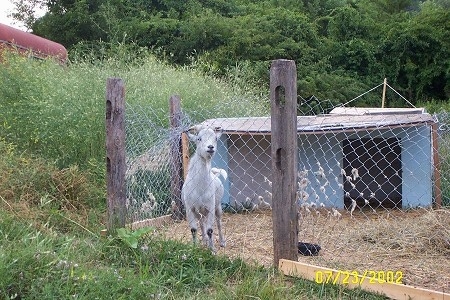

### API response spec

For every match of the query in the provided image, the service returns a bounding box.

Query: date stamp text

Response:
[315,270,403,285]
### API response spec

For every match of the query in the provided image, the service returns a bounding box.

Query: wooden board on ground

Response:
[279,259,450,300]
[128,214,173,230]
[100,214,173,236]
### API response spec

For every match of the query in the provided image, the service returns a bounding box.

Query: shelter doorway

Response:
[343,138,402,209]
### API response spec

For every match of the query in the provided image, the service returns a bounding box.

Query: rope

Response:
[340,81,416,108]
[386,82,416,108]
[340,83,384,107]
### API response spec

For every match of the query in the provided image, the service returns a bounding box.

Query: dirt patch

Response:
[160,208,450,293]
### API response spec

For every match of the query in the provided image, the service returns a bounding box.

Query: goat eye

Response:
[197,137,201,141]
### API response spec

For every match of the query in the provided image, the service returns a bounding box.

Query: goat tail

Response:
[211,168,228,180]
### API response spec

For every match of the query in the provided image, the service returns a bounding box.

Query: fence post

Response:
[270,59,299,265]
[105,78,126,234]
[169,95,185,219]
[431,123,442,208]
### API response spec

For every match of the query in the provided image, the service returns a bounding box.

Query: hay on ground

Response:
[160,208,450,292]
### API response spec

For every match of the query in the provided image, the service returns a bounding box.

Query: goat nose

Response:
[208,145,214,150]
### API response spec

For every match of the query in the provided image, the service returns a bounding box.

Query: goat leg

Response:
[186,208,198,244]
[216,207,226,247]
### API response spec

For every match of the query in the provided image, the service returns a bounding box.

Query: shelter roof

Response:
[196,108,435,134]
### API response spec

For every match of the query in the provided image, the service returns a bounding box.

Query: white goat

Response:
[181,127,227,252]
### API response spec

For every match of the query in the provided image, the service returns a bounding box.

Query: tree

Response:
[7,0,450,102]
[372,0,416,13]
[9,0,47,29]
[378,2,450,101]
[29,0,107,47]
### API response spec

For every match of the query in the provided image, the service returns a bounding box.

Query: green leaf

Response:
[116,227,153,249]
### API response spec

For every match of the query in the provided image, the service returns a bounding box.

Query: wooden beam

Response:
[128,214,173,230]
[100,214,173,236]
[279,259,450,300]
[270,59,299,265]
[381,78,387,108]
[181,132,190,181]
[169,95,184,219]
[431,122,442,208]
[105,78,126,235]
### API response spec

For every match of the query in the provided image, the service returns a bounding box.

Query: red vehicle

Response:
[0,22,67,63]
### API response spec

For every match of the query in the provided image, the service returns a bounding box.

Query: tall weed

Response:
[0,47,268,170]
[0,138,104,233]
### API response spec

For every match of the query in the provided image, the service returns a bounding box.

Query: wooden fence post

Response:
[169,95,185,219]
[270,59,299,264]
[431,123,442,208]
[105,78,126,234]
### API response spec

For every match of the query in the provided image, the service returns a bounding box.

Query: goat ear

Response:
[215,132,222,140]
[192,124,203,132]
[187,132,197,142]
[215,127,223,139]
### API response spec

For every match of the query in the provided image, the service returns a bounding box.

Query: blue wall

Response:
[298,125,433,209]
[213,124,433,209]
[212,135,231,206]
[399,125,433,208]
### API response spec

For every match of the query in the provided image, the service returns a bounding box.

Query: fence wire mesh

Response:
[123,93,450,293]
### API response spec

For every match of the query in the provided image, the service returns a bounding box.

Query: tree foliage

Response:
[10,0,450,103]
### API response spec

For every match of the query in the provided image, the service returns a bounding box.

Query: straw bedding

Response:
[161,208,450,292]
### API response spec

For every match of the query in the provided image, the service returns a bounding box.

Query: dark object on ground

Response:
[298,242,321,256]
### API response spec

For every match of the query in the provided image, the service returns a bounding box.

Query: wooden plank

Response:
[169,95,184,219]
[381,78,387,108]
[270,59,299,264]
[431,122,442,208]
[128,214,173,230]
[100,215,173,236]
[279,259,450,300]
[181,132,190,181]
[105,78,126,235]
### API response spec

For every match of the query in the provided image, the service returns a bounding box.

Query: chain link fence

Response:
[120,88,450,293]
[124,104,174,222]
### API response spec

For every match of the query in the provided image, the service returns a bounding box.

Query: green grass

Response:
[0,146,389,299]
[0,49,390,299]
[0,210,389,300]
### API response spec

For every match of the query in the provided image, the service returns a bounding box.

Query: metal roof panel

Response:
[196,111,434,134]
